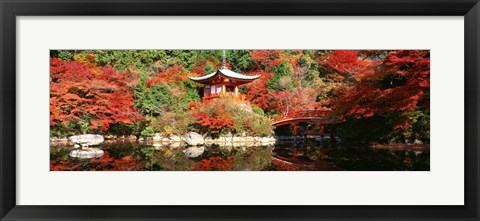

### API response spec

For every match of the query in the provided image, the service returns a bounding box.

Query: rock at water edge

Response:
[184,132,205,146]
[68,134,104,146]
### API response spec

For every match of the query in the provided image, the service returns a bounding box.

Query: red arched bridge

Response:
[271,110,343,126]
[271,110,344,136]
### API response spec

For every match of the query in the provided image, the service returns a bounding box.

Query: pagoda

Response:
[189,50,260,101]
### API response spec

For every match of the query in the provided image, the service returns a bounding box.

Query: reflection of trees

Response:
[153,147,195,171]
[231,146,273,171]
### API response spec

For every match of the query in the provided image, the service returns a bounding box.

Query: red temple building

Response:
[189,51,260,101]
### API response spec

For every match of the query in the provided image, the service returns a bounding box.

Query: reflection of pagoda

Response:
[189,50,260,101]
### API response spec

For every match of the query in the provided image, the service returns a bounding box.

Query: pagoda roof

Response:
[189,68,261,83]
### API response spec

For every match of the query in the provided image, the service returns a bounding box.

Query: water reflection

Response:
[50,140,429,171]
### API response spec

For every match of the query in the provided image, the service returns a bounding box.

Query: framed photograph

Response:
[1,0,479,220]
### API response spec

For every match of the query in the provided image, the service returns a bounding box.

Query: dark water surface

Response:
[50,140,430,171]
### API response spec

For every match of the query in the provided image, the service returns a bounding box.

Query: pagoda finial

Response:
[222,50,227,69]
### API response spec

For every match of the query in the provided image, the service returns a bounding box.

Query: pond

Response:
[50,140,429,171]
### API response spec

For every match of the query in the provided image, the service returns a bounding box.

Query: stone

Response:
[81,143,89,149]
[152,133,163,141]
[127,135,137,140]
[169,135,182,142]
[138,137,147,141]
[204,136,213,144]
[413,139,423,144]
[169,142,182,149]
[232,136,242,142]
[69,148,104,159]
[68,134,104,146]
[261,137,271,143]
[253,137,262,142]
[73,144,81,149]
[159,137,169,142]
[50,137,68,142]
[152,142,162,150]
[184,132,205,146]
[183,146,205,158]
[104,135,117,140]
[220,136,233,142]
[245,137,255,142]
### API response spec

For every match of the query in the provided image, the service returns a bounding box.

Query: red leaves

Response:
[50,58,143,131]
[270,87,318,115]
[326,50,430,130]
[50,160,82,171]
[85,54,96,60]
[89,151,144,171]
[249,50,285,72]
[324,50,358,73]
[244,71,272,109]
[146,65,189,88]
[194,156,234,171]
[193,110,234,134]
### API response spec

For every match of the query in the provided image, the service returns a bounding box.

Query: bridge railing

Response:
[271,110,332,123]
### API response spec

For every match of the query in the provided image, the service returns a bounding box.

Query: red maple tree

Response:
[50,58,143,131]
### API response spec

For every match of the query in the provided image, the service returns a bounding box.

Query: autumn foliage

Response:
[50,49,430,143]
[50,57,143,132]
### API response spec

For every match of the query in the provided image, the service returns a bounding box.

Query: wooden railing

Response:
[271,110,342,125]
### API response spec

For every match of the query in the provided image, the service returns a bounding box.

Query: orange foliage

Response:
[89,151,144,171]
[194,156,234,171]
[146,65,190,87]
[328,50,430,127]
[50,58,143,131]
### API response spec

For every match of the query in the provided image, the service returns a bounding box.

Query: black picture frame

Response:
[1,0,479,220]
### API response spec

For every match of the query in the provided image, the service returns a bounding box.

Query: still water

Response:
[50,140,429,171]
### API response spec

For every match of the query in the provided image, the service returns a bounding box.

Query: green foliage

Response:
[108,123,143,136]
[267,61,295,91]
[227,50,253,72]
[140,128,155,137]
[78,114,93,134]
[50,123,76,137]
[51,50,75,62]
[137,84,174,115]
[399,109,430,143]
[149,111,194,136]
[252,107,264,115]
[204,65,215,73]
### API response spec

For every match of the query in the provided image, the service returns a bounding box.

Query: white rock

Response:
[184,132,205,146]
[152,142,162,150]
[232,136,242,142]
[261,137,271,143]
[204,136,214,144]
[68,134,104,146]
[69,148,104,159]
[170,142,182,149]
[152,133,163,141]
[169,135,182,142]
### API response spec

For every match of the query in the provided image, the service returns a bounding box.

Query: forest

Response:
[50,50,430,144]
